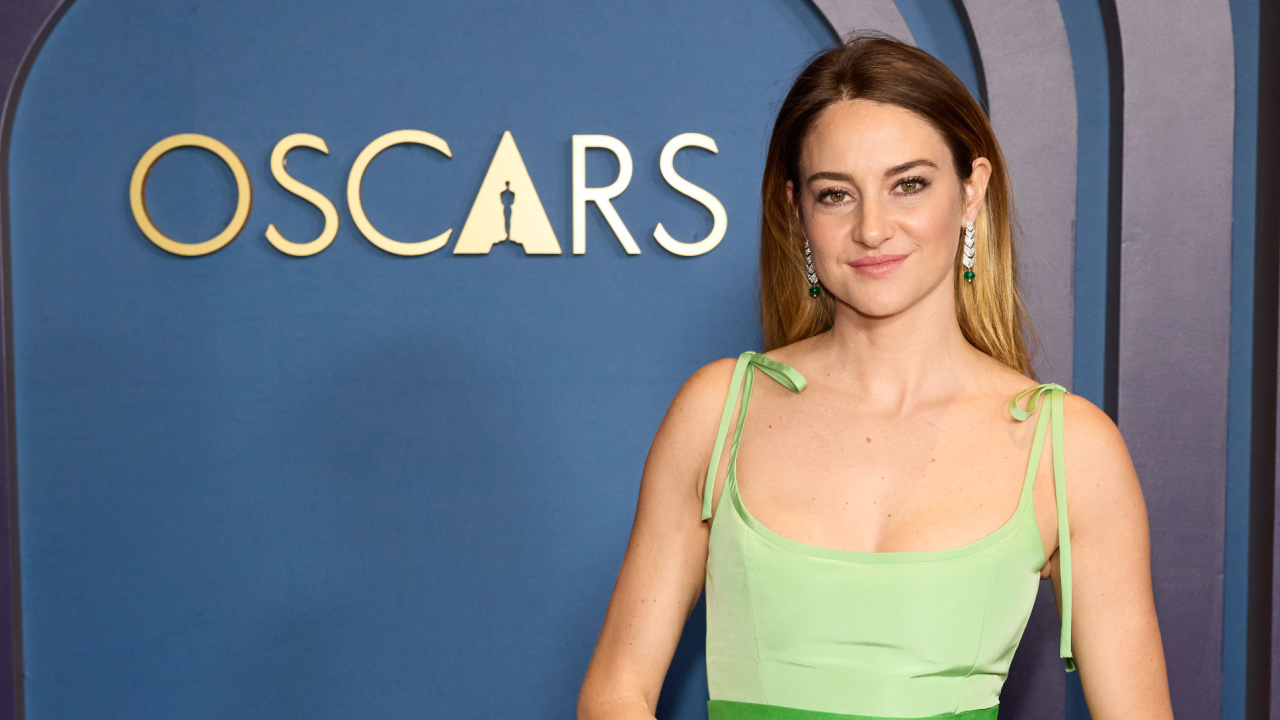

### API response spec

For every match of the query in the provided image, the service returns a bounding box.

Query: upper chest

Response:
[725,378,1060,569]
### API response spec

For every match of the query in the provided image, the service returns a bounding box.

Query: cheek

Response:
[897,199,960,249]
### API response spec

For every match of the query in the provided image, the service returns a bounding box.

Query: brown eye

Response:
[897,177,929,194]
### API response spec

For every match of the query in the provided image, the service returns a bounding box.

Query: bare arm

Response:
[577,359,737,720]
[1054,394,1173,718]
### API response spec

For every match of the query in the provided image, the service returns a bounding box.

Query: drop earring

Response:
[804,237,821,297]
[962,220,976,282]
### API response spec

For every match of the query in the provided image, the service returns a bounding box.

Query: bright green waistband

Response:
[707,700,998,720]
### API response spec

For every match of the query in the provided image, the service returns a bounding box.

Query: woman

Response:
[577,34,1172,720]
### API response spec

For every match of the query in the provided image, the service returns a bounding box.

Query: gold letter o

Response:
[129,133,252,256]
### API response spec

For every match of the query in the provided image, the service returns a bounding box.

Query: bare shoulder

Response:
[1001,372,1135,495]
[1059,391,1121,445]
[1055,391,1146,537]
[983,357,1140,503]
[1056,391,1133,480]
[670,356,739,419]
[642,355,739,510]
[657,356,739,450]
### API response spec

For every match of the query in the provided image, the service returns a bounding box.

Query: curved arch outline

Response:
[0,2,78,715]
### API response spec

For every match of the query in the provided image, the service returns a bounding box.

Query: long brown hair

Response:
[759,32,1039,378]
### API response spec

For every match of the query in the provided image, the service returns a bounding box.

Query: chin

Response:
[839,290,912,319]
[833,269,949,319]
[852,303,908,319]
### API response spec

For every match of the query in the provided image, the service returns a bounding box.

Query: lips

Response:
[851,254,909,267]
[848,254,908,278]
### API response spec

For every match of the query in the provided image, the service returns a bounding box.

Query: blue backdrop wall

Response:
[6,2,834,718]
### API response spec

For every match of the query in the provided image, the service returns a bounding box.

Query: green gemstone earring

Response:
[804,237,821,297]
[962,220,976,282]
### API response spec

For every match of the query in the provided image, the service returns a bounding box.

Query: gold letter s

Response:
[654,133,726,257]
[266,134,339,257]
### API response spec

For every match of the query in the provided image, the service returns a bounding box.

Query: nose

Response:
[856,195,892,247]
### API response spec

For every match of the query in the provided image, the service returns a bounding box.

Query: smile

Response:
[848,254,908,278]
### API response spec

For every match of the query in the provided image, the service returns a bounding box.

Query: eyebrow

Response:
[804,159,938,185]
[883,159,937,177]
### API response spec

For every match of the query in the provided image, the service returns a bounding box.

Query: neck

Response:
[811,281,981,413]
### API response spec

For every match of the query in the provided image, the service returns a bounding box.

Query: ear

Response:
[786,179,803,224]
[963,157,993,223]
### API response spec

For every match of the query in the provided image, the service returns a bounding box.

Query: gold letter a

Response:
[453,131,561,254]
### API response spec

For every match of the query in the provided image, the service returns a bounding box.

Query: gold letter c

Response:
[347,130,453,256]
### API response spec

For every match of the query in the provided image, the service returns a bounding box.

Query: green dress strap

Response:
[1009,382,1076,672]
[702,352,807,521]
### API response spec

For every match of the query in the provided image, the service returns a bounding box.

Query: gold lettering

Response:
[454,131,560,254]
[654,133,726,257]
[347,130,453,256]
[572,135,637,255]
[266,134,339,257]
[129,133,252,256]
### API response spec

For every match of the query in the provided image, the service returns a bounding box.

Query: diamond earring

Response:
[804,237,821,297]
[962,220,976,282]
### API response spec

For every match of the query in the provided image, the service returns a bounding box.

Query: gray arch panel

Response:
[810,0,913,44]
[955,5,1078,718]
[1113,0,1234,716]
[960,0,1077,386]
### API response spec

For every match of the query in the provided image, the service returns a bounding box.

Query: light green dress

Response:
[702,352,1074,720]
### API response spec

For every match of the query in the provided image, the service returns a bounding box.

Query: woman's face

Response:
[787,98,990,319]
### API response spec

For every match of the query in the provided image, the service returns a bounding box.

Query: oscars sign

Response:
[129,129,728,258]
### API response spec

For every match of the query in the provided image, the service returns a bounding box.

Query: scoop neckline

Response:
[727,459,1039,564]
